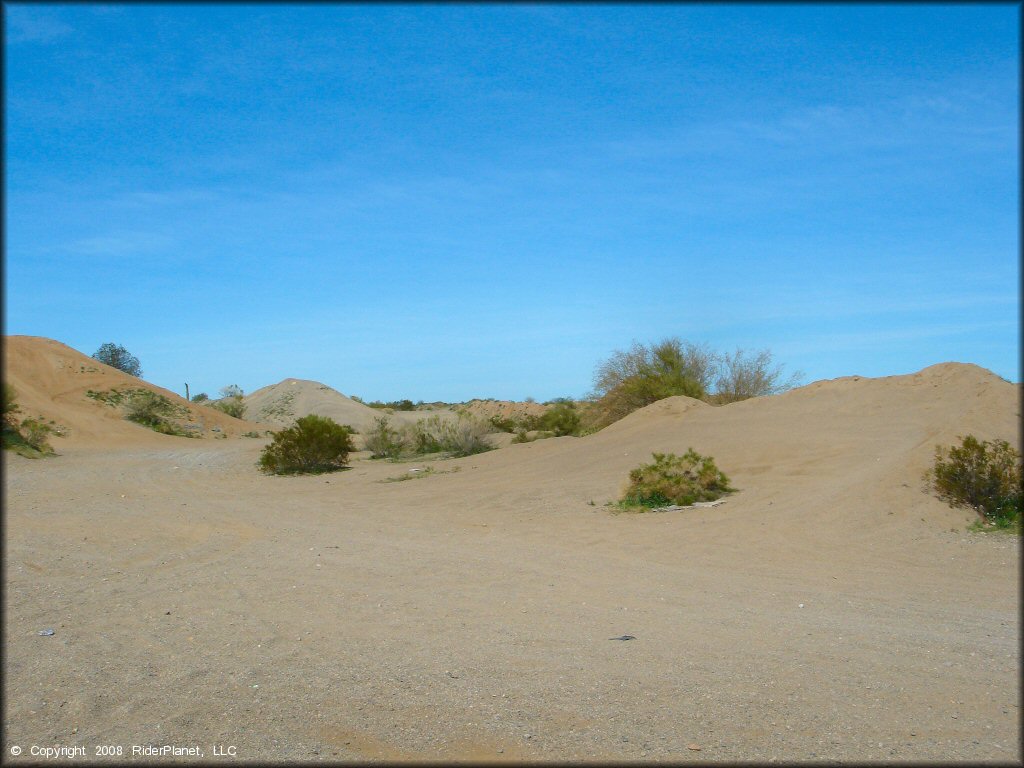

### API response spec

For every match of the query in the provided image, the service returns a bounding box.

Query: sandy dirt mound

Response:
[242,379,469,434]
[431,362,1019,536]
[4,354,1020,762]
[242,379,388,432]
[3,336,264,446]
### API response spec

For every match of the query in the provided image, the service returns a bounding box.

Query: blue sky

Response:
[4,4,1019,401]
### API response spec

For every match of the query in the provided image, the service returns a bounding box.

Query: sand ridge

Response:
[3,336,265,445]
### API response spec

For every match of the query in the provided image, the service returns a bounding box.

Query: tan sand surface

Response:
[3,337,1020,762]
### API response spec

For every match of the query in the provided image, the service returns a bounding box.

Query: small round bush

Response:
[926,435,1021,528]
[539,400,581,436]
[258,414,354,475]
[622,449,734,508]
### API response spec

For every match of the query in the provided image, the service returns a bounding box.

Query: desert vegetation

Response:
[366,398,420,411]
[210,385,246,419]
[364,413,492,459]
[538,399,582,436]
[92,342,142,377]
[258,414,354,474]
[590,338,802,427]
[364,416,406,459]
[123,390,194,437]
[710,348,804,405]
[86,386,194,437]
[485,398,584,443]
[925,435,1021,532]
[3,383,57,457]
[620,449,735,511]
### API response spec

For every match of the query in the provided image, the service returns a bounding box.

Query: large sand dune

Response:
[3,336,1020,762]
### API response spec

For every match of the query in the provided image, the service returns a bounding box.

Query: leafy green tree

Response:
[92,343,142,377]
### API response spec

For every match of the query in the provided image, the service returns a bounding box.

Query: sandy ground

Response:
[3,339,1021,763]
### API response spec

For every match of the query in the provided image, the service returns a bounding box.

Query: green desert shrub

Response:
[621,449,734,509]
[366,398,417,411]
[210,386,246,419]
[3,385,56,457]
[364,416,406,459]
[125,390,171,427]
[538,399,581,436]
[20,418,55,452]
[488,415,518,433]
[191,392,210,403]
[211,398,246,419]
[404,416,445,454]
[422,414,492,457]
[3,383,21,428]
[258,414,354,475]
[3,421,55,457]
[374,414,492,459]
[925,435,1021,530]
[123,390,191,436]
